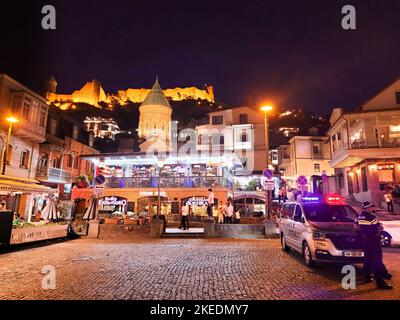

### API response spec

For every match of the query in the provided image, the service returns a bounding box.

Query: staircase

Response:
[161,228,204,239]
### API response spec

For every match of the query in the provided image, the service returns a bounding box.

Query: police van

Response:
[278,194,364,267]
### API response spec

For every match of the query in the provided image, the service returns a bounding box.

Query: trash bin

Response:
[0,211,14,246]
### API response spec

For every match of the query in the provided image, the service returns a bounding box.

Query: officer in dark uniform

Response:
[357,202,393,290]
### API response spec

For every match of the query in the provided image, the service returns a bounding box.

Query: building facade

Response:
[36,107,99,199]
[328,79,400,205]
[195,106,268,174]
[0,74,55,220]
[279,136,334,193]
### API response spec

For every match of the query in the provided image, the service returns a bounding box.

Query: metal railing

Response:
[104,176,228,189]
[36,166,72,182]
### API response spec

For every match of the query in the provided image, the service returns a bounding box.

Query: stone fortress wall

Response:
[45,78,215,108]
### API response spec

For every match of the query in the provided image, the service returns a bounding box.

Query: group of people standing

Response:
[217,200,241,224]
[277,186,303,203]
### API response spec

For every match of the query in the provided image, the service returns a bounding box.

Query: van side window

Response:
[293,205,303,222]
[286,204,296,219]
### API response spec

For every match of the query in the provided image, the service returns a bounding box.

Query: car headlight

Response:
[312,232,326,240]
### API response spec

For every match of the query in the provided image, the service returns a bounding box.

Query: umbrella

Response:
[83,195,98,220]
[41,198,59,221]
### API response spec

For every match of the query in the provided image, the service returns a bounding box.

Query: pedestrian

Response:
[287,189,295,202]
[281,186,287,202]
[384,191,394,213]
[358,204,393,290]
[235,209,241,224]
[296,192,303,202]
[246,205,253,217]
[217,201,225,224]
[180,202,189,230]
[226,201,234,224]
[207,188,215,219]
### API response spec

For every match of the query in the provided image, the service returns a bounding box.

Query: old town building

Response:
[36,107,99,199]
[0,74,55,220]
[278,135,334,193]
[328,79,400,205]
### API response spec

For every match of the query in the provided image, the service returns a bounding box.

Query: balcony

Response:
[330,139,400,168]
[104,176,227,189]
[312,153,324,160]
[14,120,46,143]
[36,166,72,183]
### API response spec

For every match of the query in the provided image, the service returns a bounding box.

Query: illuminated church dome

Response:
[138,78,173,151]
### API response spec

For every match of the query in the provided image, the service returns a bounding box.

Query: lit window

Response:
[20,150,30,169]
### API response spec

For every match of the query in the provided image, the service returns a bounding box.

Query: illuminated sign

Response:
[139,191,167,197]
[186,197,208,206]
[100,197,127,206]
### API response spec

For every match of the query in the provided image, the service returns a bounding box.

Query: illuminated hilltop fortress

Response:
[45,77,215,108]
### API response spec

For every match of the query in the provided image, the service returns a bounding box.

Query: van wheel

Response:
[281,234,290,252]
[303,243,315,267]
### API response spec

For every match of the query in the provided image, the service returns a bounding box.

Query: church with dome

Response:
[138,78,173,152]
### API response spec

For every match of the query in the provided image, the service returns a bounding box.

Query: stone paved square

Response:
[0,238,399,300]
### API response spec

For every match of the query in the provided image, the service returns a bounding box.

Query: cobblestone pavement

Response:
[0,238,399,300]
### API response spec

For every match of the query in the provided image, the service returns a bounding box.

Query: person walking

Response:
[384,191,394,213]
[358,205,393,290]
[180,202,190,230]
[207,188,215,219]
[235,209,241,224]
[226,201,234,224]
[217,201,225,224]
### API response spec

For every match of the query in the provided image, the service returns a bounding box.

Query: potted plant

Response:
[76,175,88,188]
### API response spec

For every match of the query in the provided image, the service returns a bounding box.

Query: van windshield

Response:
[303,204,358,223]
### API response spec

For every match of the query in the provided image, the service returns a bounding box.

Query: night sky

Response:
[1,0,400,114]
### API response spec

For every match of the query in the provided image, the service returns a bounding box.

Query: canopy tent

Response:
[83,195,98,220]
[41,198,59,221]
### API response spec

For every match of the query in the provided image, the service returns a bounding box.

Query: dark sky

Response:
[1,0,400,114]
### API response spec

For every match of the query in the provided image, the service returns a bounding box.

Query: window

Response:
[347,173,354,195]
[39,108,47,127]
[280,204,295,219]
[241,132,248,143]
[67,154,73,168]
[293,205,304,222]
[72,126,79,140]
[239,114,248,124]
[211,115,223,125]
[198,134,210,145]
[22,102,30,120]
[338,173,344,189]
[89,134,94,147]
[212,134,224,145]
[312,145,320,154]
[49,119,57,136]
[361,167,368,192]
[314,163,320,172]
[74,157,79,169]
[396,92,400,105]
[19,150,30,169]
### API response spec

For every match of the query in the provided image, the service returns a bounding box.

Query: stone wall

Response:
[98,224,150,239]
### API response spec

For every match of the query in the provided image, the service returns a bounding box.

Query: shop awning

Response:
[0,179,57,194]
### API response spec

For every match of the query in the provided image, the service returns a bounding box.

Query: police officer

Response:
[357,202,393,290]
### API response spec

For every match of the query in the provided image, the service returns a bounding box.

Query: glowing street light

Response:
[260,105,273,219]
[2,116,19,175]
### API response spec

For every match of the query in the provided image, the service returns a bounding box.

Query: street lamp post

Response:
[260,106,273,219]
[2,117,19,176]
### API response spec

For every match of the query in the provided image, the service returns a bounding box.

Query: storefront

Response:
[0,176,56,221]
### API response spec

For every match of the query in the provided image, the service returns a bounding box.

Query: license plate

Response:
[343,251,364,257]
